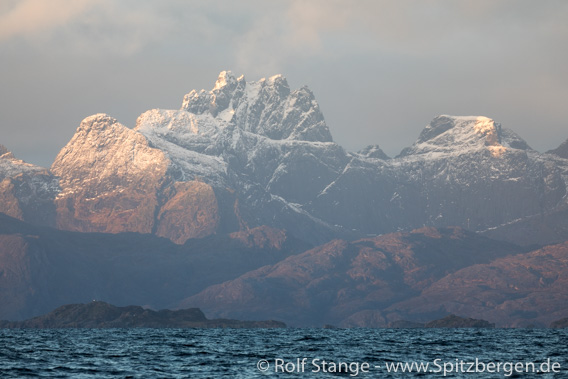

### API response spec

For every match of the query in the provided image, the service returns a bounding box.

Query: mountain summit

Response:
[49,72,344,243]
[1,71,567,245]
[178,70,332,142]
[399,115,525,158]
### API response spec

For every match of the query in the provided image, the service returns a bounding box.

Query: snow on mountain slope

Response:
[48,74,349,243]
[181,71,333,142]
[398,115,507,158]
[310,114,567,235]
[28,72,568,245]
[135,111,228,186]
[131,73,351,242]
[0,144,52,179]
[0,144,58,225]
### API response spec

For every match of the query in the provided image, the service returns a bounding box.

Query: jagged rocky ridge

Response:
[2,71,568,246]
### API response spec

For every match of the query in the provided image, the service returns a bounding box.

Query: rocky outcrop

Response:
[155,181,219,243]
[0,301,286,328]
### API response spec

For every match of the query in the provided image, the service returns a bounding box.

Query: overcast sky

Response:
[1,0,567,167]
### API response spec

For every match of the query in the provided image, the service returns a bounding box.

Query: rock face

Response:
[50,114,223,243]
[0,145,58,227]
[155,181,220,243]
[0,301,286,328]
[52,114,169,234]
[180,71,332,142]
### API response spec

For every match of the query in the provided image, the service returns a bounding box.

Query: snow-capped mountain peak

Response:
[11,71,566,247]
[0,144,51,179]
[177,71,332,143]
[213,70,238,91]
[399,115,514,157]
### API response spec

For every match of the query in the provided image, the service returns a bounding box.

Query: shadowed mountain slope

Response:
[181,227,527,327]
[0,213,308,321]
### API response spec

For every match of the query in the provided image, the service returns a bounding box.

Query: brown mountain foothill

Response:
[181,227,530,327]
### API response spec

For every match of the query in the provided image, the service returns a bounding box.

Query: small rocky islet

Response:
[0,301,285,329]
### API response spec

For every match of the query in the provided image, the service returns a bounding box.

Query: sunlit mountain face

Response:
[1,72,568,327]
[3,72,568,247]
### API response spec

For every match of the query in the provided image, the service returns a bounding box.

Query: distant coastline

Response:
[4,302,565,329]
[0,301,286,329]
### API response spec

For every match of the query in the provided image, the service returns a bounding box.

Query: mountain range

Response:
[1,71,568,327]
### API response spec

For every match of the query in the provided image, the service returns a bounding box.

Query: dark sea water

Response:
[1,328,567,378]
